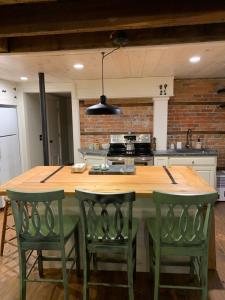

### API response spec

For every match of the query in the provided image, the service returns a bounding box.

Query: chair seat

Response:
[21,215,79,242]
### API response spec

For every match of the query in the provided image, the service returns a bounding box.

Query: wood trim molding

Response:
[0,0,55,4]
[2,23,225,53]
[80,99,153,107]
[169,101,225,106]
[168,131,225,135]
[81,131,152,136]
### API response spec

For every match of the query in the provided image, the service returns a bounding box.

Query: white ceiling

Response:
[0,41,225,83]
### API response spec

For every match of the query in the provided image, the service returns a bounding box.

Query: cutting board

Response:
[89,165,135,175]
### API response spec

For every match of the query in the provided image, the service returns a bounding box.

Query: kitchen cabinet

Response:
[154,156,168,166]
[0,80,17,105]
[154,155,217,188]
[0,106,21,207]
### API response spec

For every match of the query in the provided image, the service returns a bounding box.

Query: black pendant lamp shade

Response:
[86,95,120,115]
[86,50,121,115]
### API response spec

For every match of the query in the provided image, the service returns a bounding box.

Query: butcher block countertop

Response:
[0,165,217,270]
[0,165,215,197]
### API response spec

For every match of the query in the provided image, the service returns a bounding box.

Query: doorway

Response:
[24,92,74,168]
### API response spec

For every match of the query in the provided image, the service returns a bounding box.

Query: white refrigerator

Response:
[0,106,21,208]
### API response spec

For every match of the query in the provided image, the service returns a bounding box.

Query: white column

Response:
[71,83,81,163]
[152,97,169,150]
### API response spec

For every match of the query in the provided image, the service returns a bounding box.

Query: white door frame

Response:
[16,82,80,171]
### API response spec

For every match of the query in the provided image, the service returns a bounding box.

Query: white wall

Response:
[15,76,173,170]
[76,77,173,99]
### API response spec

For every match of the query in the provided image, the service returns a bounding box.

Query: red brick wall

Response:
[79,79,225,169]
[80,100,153,148]
[168,79,225,169]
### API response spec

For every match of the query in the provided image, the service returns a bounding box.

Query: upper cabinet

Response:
[0,80,17,105]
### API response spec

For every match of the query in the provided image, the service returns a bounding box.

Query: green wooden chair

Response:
[75,189,138,300]
[147,191,217,300]
[7,189,80,300]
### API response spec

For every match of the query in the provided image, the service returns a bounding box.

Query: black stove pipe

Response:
[38,72,49,166]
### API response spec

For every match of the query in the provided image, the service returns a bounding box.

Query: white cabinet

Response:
[154,156,168,166]
[192,166,215,187]
[168,156,216,166]
[0,80,17,105]
[84,155,105,166]
[154,155,217,188]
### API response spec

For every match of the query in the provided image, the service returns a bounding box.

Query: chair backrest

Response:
[153,191,217,246]
[75,189,135,246]
[7,189,65,243]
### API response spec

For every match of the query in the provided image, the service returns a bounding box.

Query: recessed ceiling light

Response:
[20,76,28,81]
[189,56,201,63]
[73,63,84,70]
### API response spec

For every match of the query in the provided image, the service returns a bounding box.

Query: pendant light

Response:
[86,49,121,115]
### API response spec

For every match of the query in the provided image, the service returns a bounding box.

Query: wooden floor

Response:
[1,203,225,300]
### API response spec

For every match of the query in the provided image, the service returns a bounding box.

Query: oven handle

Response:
[107,159,125,165]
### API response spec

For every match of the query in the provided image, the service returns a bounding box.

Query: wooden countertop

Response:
[0,166,215,197]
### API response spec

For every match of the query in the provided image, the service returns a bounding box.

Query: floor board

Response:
[0,202,225,299]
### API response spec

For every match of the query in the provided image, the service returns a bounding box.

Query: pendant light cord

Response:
[101,47,120,96]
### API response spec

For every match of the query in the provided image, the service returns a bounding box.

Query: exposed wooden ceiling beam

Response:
[0,0,55,4]
[0,1,224,37]
[2,23,225,53]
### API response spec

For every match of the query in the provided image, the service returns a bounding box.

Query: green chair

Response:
[7,189,80,300]
[75,189,138,300]
[147,191,217,300]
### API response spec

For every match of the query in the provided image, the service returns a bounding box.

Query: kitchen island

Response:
[0,166,216,271]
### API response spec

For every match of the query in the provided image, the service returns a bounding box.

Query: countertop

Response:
[79,148,218,157]
[0,165,215,196]
[79,148,108,156]
[153,149,218,156]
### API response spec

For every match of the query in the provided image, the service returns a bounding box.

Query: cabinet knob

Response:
[192,160,194,164]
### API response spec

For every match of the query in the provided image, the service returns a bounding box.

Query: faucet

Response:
[185,129,192,149]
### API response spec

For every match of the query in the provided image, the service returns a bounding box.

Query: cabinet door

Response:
[154,156,168,166]
[0,81,17,104]
[0,135,21,184]
[0,107,18,136]
[192,166,216,188]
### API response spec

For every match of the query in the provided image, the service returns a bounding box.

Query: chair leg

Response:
[0,199,9,256]
[127,248,134,300]
[83,251,89,300]
[149,235,154,280]
[19,249,26,300]
[154,252,160,300]
[61,249,69,300]
[37,250,44,278]
[132,237,137,280]
[200,255,208,300]
[74,226,81,276]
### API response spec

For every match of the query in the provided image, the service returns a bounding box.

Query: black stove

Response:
[107,134,153,157]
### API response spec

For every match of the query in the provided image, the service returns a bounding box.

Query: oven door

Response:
[134,157,154,166]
